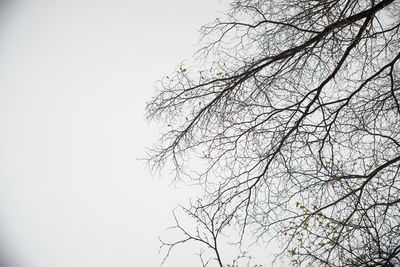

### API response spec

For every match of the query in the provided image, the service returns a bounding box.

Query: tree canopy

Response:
[147,0,400,266]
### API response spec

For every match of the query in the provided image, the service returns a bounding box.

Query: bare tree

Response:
[146,0,400,266]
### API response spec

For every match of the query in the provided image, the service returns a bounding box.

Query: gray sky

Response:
[0,1,231,266]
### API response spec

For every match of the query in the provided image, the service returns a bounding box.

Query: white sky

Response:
[0,1,235,266]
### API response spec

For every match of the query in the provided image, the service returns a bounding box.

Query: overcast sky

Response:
[0,1,237,266]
